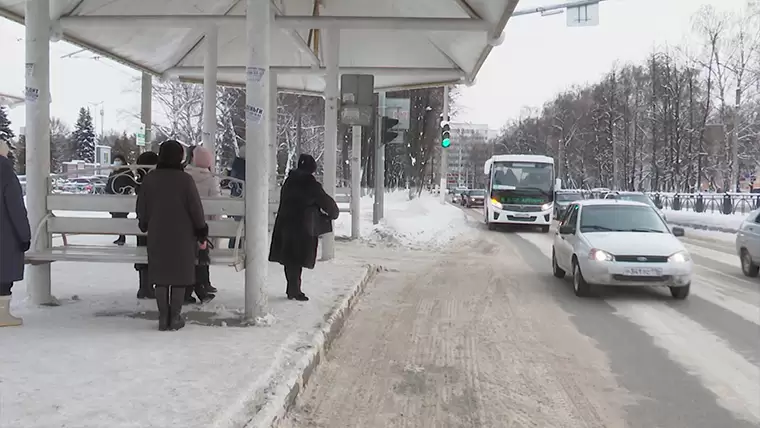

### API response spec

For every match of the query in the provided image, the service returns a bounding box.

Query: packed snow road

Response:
[282,209,760,428]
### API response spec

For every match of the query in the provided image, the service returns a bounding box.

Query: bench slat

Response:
[25,246,242,265]
[48,194,260,216]
[48,217,242,238]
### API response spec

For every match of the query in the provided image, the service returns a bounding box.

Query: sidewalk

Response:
[0,243,377,428]
[664,209,751,234]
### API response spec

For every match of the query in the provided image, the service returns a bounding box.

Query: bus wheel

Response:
[540,225,550,233]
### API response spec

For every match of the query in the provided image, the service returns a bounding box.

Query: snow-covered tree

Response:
[72,107,96,162]
[0,105,16,169]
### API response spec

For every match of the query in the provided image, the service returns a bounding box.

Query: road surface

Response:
[282,207,760,428]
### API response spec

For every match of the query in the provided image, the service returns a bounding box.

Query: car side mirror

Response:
[559,224,575,235]
[672,227,685,237]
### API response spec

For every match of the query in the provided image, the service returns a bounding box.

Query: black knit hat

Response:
[297,154,317,174]
[157,140,185,169]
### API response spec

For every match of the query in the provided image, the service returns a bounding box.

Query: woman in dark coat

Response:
[136,141,208,331]
[106,153,134,246]
[269,154,339,301]
[0,139,31,327]
[133,151,159,299]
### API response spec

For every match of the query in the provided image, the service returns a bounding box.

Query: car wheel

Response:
[670,283,690,300]
[552,249,565,278]
[740,249,760,277]
[540,225,550,233]
[572,259,591,297]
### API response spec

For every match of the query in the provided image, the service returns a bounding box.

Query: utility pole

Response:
[731,87,740,192]
[439,85,449,204]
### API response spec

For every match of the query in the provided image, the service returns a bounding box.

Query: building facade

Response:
[445,123,494,189]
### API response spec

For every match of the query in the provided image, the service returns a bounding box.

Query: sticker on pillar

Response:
[25,63,34,77]
[246,67,266,83]
[25,86,39,103]
[245,105,264,123]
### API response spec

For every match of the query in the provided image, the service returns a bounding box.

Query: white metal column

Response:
[203,26,218,169]
[373,91,386,224]
[321,28,339,259]
[244,0,271,321]
[439,85,449,204]
[25,0,53,305]
[350,125,361,238]
[268,69,279,226]
[140,72,152,153]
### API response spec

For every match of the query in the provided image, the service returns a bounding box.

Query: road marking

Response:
[683,242,741,269]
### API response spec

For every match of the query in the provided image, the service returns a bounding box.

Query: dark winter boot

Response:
[184,286,197,304]
[169,286,186,331]
[155,286,170,331]
[137,269,155,299]
[113,235,126,246]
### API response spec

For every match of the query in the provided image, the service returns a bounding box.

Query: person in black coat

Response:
[106,153,135,246]
[268,154,339,301]
[133,151,159,299]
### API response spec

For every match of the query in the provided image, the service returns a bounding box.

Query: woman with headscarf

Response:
[269,154,340,301]
[133,151,159,299]
[183,146,220,304]
[136,140,208,331]
[0,139,30,327]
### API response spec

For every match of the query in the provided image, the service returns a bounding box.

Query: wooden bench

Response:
[25,194,249,269]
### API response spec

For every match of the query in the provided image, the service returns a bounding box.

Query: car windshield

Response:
[492,161,553,193]
[556,193,582,202]
[469,190,485,196]
[616,194,654,206]
[580,205,669,233]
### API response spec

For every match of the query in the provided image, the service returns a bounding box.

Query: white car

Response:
[736,208,760,277]
[551,199,692,299]
[604,191,667,221]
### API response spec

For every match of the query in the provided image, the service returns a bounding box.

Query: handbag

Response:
[305,205,333,237]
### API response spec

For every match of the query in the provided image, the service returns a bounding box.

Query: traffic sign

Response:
[136,123,146,146]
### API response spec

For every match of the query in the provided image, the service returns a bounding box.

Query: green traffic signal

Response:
[440,121,451,148]
[442,138,451,148]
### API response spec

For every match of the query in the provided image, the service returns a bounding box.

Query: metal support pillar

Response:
[439,85,449,204]
[203,26,218,169]
[140,72,152,153]
[244,0,271,321]
[268,70,279,226]
[731,88,740,192]
[350,125,361,238]
[25,0,54,305]
[373,91,386,224]
[321,28,339,260]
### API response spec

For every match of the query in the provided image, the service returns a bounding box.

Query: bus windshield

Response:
[492,162,553,193]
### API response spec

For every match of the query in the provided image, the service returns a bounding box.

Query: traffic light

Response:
[440,120,451,148]
[381,116,399,144]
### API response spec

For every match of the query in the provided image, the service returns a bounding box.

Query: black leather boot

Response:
[137,269,155,299]
[155,286,170,331]
[169,286,186,331]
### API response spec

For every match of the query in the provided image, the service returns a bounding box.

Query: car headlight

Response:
[668,251,690,263]
[490,198,502,209]
[541,203,553,211]
[589,248,614,262]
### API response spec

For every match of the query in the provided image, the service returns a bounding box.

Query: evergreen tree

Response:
[0,106,16,168]
[72,107,96,162]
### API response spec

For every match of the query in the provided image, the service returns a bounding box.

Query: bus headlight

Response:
[490,198,502,210]
[541,203,553,211]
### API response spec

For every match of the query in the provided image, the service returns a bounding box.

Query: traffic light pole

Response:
[373,91,386,225]
[439,85,449,204]
[350,124,361,238]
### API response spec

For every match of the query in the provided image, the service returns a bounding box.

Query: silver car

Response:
[736,208,760,277]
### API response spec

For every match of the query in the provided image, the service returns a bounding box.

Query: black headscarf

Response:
[297,154,317,174]
[157,140,185,170]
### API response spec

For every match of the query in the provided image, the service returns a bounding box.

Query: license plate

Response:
[513,213,530,218]
[623,267,662,276]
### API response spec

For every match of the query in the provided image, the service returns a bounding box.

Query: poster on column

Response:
[245,105,264,124]
[25,86,39,103]
[246,67,266,84]
[25,63,34,77]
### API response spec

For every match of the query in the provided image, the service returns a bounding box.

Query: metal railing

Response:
[646,192,760,215]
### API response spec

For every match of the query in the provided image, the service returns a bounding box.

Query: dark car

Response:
[554,190,583,219]
[462,189,486,207]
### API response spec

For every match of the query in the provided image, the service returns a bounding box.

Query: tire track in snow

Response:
[516,231,760,424]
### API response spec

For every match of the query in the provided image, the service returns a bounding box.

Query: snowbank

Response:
[334,190,468,250]
[664,209,751,233]
[1,251,372,428]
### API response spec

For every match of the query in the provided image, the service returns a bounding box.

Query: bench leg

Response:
[27,265,58,306]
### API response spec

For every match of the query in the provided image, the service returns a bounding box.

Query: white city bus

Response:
[483,154,560,233]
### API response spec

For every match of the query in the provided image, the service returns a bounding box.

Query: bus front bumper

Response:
[488,206,553,225]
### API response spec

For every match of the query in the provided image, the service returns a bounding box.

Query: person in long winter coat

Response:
[227,146,245,249]
[133,151,159,299]
[106,153,134,246]
[136,140,208,331]
[183,146,220,304]
[269,154,339,301]
[0,139,31,327]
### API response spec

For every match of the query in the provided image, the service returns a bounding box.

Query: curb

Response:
[245,263,382,428]
[669,221,738,234]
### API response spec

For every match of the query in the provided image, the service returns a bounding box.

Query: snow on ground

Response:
[665,209,751,233]
[1,247,370,428]
[334,190,468,250]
